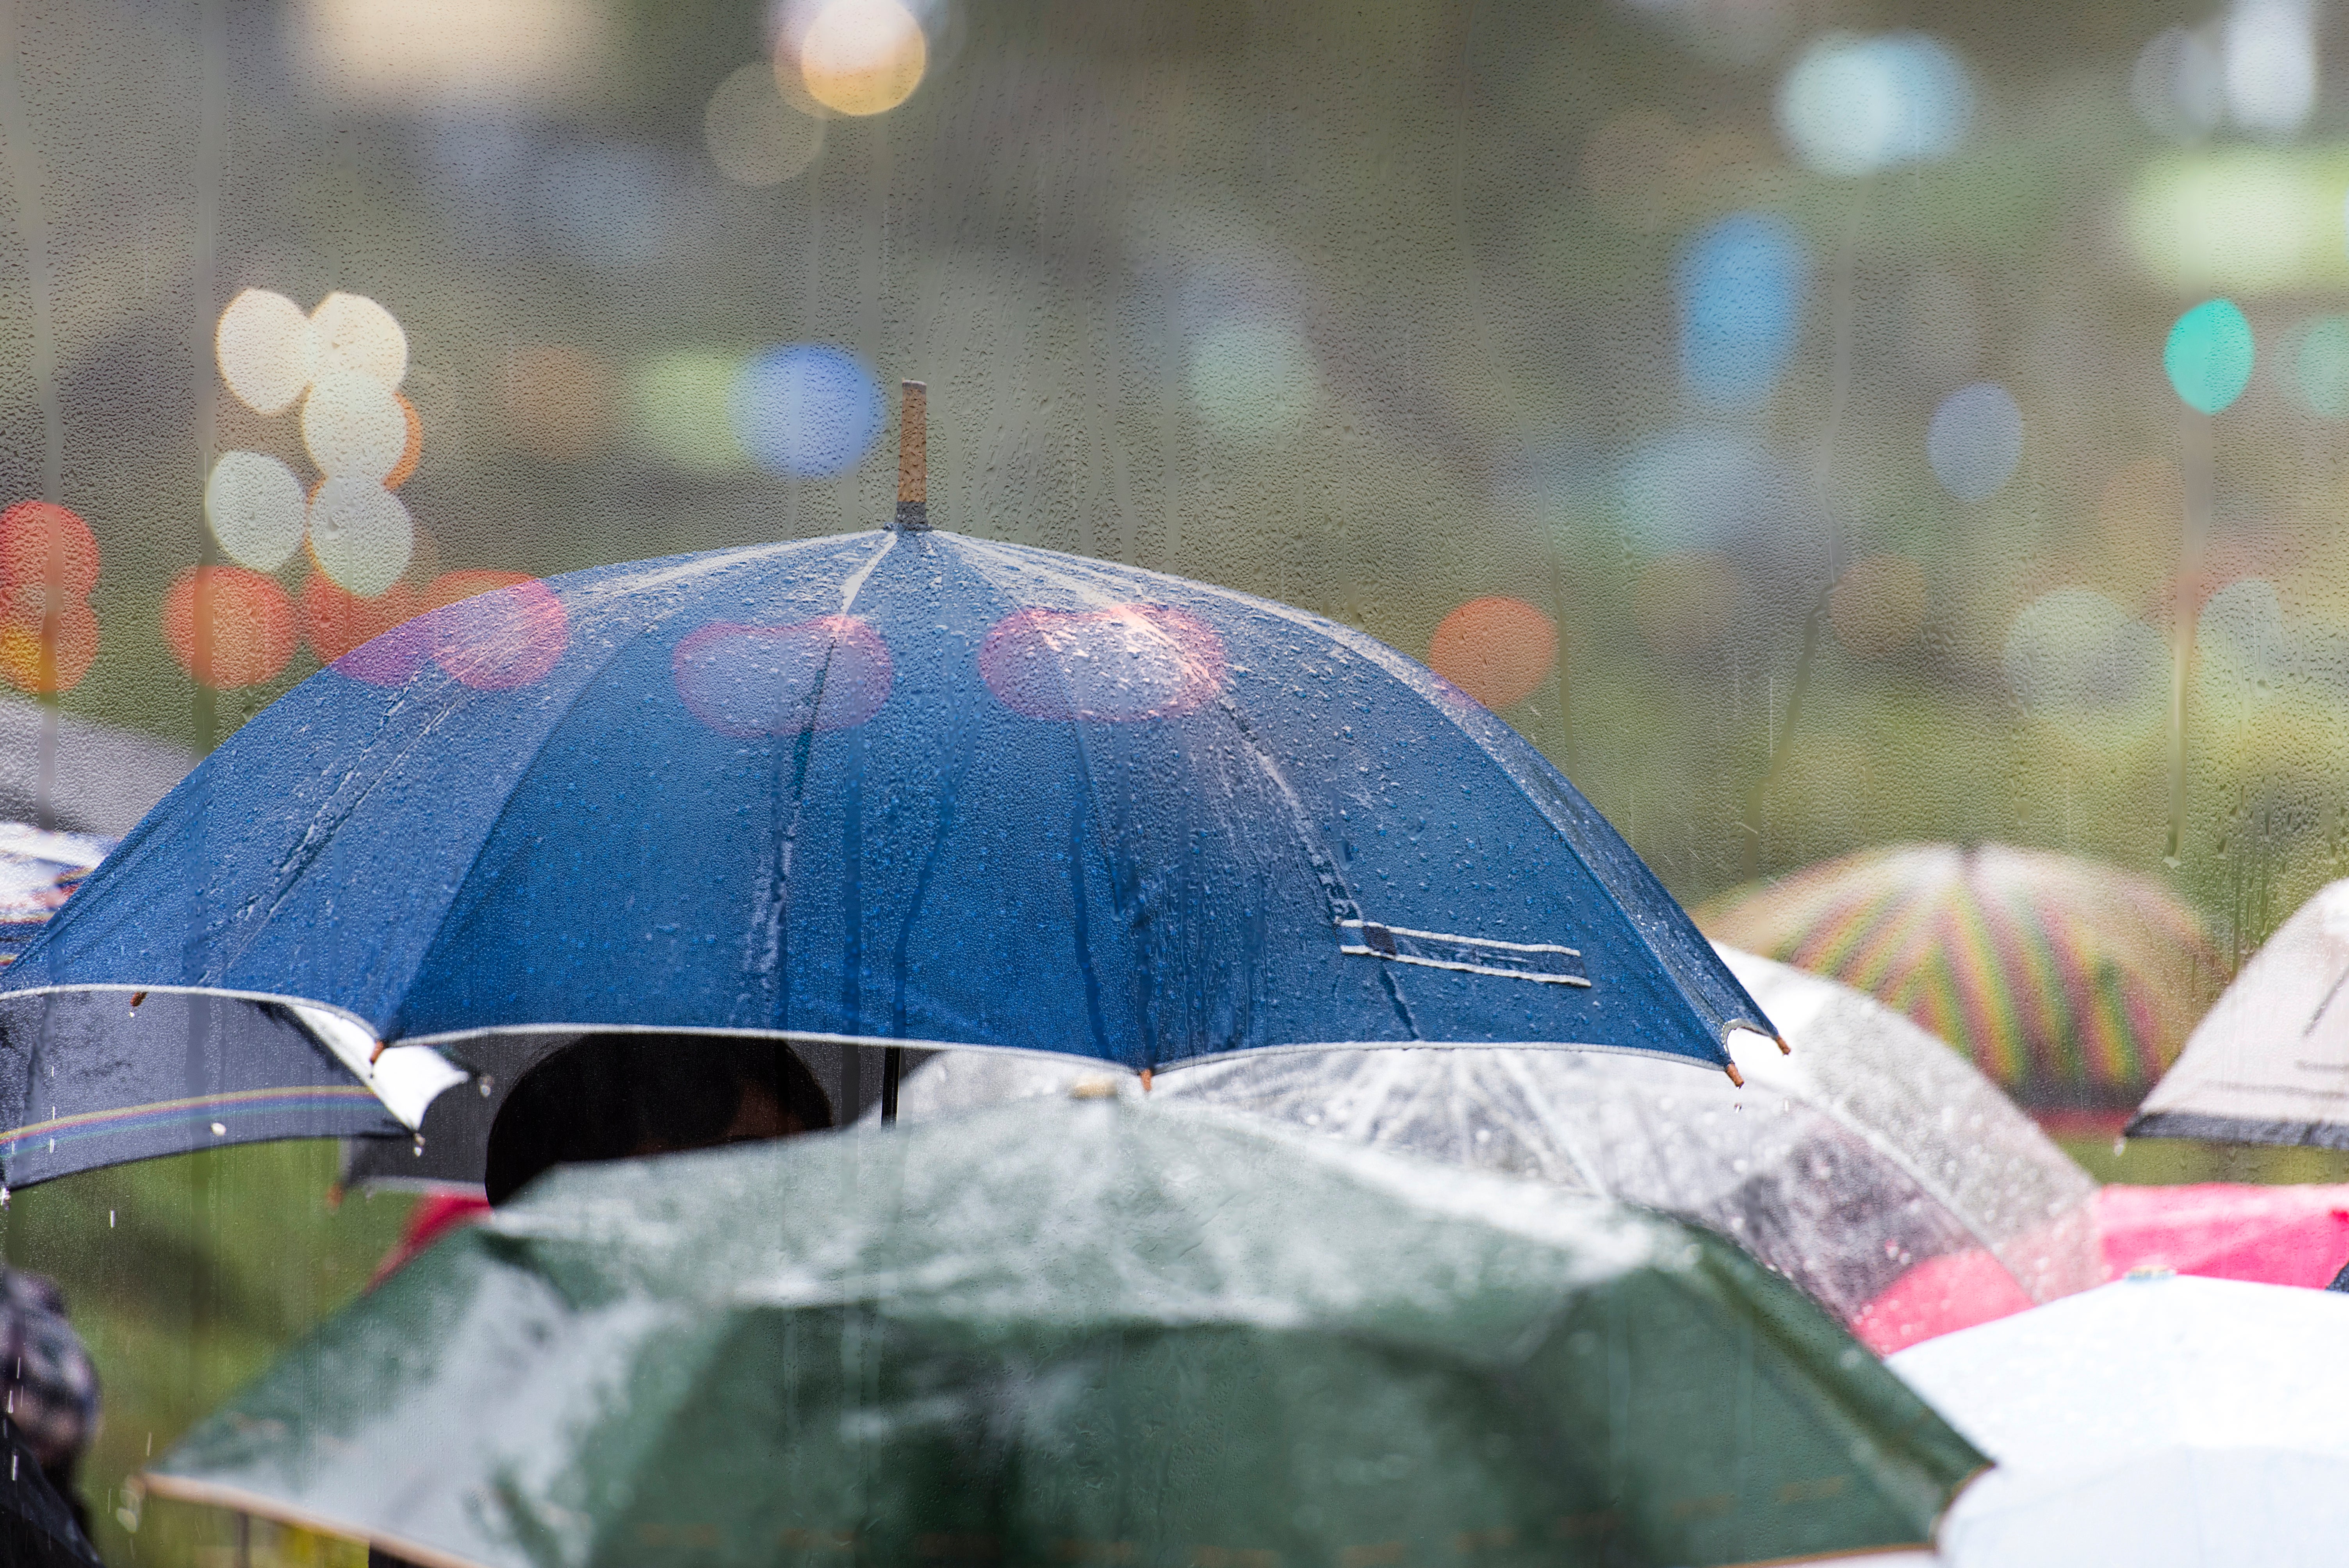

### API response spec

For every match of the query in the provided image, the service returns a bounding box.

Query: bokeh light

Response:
[205,452,308,572]
[307,476,415,597]
[1187,317,1318,439]
[296,0,610,109]
[308,292,408,389]
[704,60,824,185]
[2222,0,2317,137]
[426,573,567,690]
[2198,576,2290,703]
[2292,315,2349,417]
[161,566,297,691]
[2164,297,2255,413]
[502,345,617,460]
[631,351,751,472]
[1926,383,2024,501]
[1426,597,1558,710]
[0,501,98,597]
[2125,153,2337,295]
[730,344,882,478]
[214,288,316,416]
[1677,214,1804,406]
[303,371,412,482]
[0,594,96,694]
[795,0,927,117]
[1829,556,1929,657]
[0,501,99,695]
[673,617,893,735]
[301,573,426,684]
[979,606,1226,722]
[2003,588,2167,716]
[1776,32,1974,178]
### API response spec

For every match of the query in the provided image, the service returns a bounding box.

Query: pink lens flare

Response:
[672,615,893,736]
[977,604,1225,723]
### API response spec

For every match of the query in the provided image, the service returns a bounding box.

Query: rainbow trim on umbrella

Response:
[1699,844,2217,1111]
[0,1084,386,1157]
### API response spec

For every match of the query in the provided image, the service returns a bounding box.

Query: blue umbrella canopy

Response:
[1,522,1772,1181]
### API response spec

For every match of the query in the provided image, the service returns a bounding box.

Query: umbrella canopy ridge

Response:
[146,1096,1983,1568]
[1700,842,2217,1117]
[2130,876,2349,1148]
[0,527,1773,1183]
[896,945,2104,1352]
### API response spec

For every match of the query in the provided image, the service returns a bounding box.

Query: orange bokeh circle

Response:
[301,572,425,665]
[162,566,298,690]
[1428,595,1558,709]
[0,589,98,694]
[0,500,98,598]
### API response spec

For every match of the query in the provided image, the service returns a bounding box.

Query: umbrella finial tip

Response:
[1724,1062,1745,1088]
[895,380,930,533]
[1774,1032,1791,1055]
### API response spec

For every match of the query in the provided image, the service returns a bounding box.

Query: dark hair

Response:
[484,1033,834,1204]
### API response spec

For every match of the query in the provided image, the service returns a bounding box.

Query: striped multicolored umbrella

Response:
[1698,843,2218,1118]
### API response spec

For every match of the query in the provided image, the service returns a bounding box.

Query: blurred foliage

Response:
[0,1145,410,1566]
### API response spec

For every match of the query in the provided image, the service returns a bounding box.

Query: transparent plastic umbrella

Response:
[896,945,2104,1352]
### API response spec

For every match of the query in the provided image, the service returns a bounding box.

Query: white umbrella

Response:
[2130,877,2349,1149]
[1888,1274,2349,1565]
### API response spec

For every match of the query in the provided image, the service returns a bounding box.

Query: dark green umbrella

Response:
[144,1096,1980,1568]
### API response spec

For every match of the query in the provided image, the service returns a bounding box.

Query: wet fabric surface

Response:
[9,529,1767,1082]
[152,1097,1981,1568]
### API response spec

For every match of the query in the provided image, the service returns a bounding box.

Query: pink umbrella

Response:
[2096,1182,2349,1288]
[1854,1181,2349,1354]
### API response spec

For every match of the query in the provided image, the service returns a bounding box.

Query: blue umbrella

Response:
[1,515,1772,1185]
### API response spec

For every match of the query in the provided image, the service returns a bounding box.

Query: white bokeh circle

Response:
[308,476,414,597]
[204,451,308,571]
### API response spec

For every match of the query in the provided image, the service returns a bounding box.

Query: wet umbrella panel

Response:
[14,530,1766,1075]
[0,991,401,1183]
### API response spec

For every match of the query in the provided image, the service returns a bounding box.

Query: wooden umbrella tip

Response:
[1724,1062,1745,1088]
[895,379,930,533]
